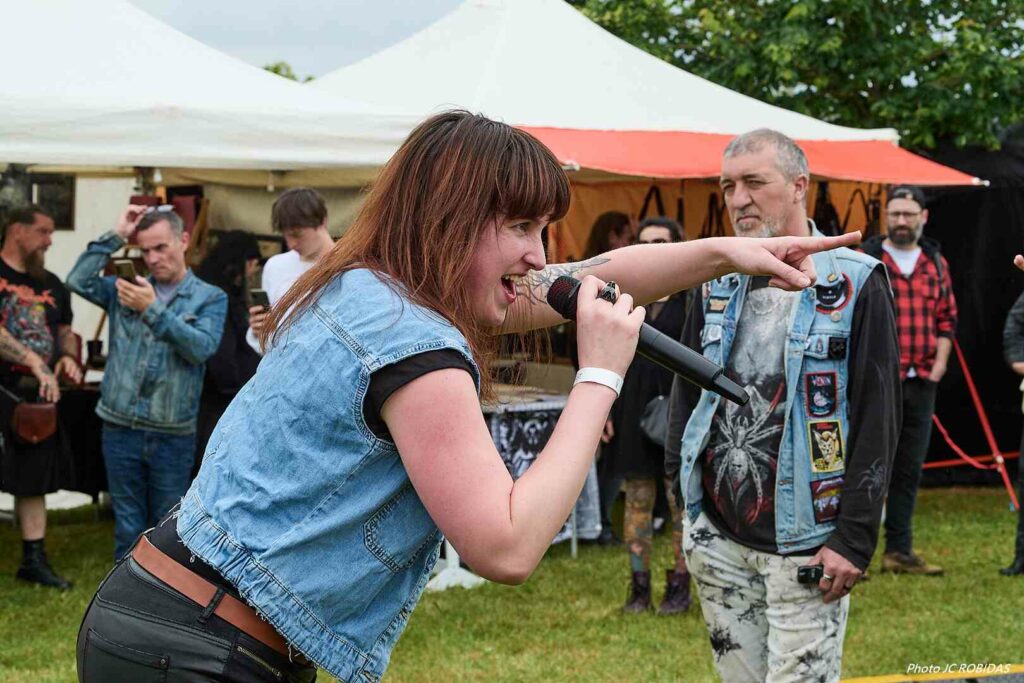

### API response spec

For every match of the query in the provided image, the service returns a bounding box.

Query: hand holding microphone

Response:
[569,277,646,382]
[548,276,749,406]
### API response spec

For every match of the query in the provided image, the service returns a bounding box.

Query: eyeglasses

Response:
[637,238,670,245]
[886,211,921,221]
[143,204,175,215]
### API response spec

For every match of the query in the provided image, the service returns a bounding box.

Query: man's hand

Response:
[116,276,156,313]
[115,205,149,242]
[601,419,614,444]
[54,356,83,385]
[806,547,862,604]
[25,352,60,403]
[929,361,947,383]
[729,231,862,291]
[248,305,269,338]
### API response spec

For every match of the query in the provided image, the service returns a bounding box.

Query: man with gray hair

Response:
[665,129,900,681]
[68,205,226,560]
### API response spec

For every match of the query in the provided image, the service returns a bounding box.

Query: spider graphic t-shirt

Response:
[702,277,798,552]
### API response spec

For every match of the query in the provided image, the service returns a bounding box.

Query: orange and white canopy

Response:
[314,0,979,186]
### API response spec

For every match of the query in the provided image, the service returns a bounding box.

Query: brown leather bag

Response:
[11,402,58,444]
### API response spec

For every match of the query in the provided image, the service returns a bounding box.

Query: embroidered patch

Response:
[811,476,844,523]
[707,296,730,313]
[828,337,847,360]
[808,420,845,473]
[805,372,837,418]
[815,276,852,313]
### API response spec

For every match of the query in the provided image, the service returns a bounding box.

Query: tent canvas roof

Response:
[314,0,979,186]
[0,0,416,171]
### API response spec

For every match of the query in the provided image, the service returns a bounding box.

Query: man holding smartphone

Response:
[67,205,226,561]
[0,204,82,589]
[246,188,333,352]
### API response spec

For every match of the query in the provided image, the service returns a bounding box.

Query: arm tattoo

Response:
[517,256,611,305]
[0,326,32,365]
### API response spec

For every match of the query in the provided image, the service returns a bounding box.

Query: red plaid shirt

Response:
[878,248,957,379]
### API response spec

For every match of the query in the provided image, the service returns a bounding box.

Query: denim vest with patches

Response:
[176,269,480,682]
[679,240,882,553]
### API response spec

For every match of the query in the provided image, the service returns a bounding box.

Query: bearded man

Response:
[861,185,957,576]
[0,204,82,589]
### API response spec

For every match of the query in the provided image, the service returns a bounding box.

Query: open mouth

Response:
[500,274,522,301]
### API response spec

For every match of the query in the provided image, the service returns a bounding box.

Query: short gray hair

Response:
[136,208,185,236]
[723,129,809,181]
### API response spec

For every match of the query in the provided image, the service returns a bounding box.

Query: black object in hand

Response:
[546,276,749,405]
[797,564,824,584]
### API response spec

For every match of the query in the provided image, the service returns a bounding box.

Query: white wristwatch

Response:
[574,367,624,397]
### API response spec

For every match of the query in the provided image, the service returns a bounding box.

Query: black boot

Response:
[16,539,72,590]
[658,569,692,615]
[622,571,652,613]
[1001,494,1024,576]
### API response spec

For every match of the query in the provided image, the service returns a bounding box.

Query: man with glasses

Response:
[246,188,333,352]
[862,185,957,576]
[68,205,226,560]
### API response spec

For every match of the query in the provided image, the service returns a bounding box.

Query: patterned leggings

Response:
[623,478,686,573]
[683,512,849,683]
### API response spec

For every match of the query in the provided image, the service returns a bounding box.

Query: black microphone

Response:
[547,276,749,406]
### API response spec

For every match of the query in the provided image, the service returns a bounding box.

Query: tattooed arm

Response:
[502,232,863,334]
[0,326,60,401]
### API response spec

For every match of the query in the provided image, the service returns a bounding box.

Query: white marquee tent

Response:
[0,0,415,175]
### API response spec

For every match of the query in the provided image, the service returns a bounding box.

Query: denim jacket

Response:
[67,231,227,434]
[176,269,480,682]
[679,238,881,553]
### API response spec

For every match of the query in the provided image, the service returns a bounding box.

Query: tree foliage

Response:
[263,61,314,83]
[576,1,1024,148]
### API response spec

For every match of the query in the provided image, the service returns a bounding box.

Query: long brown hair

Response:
[262,111,571,397]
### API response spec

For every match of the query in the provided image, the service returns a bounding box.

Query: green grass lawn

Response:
[1,488,1021,682]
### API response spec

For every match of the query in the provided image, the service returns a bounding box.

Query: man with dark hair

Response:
[665,129,900,681]
[68,205,226,560]
[247,187,333,352]
[0,204,81,588]
[861,184,956,576]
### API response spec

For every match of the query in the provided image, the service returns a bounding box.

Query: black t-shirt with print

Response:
[0,258,73,380]
[702,277,798,552]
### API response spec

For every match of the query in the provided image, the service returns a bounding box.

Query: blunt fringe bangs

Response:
[262,110,570,400]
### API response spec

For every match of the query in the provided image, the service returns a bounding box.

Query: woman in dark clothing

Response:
[192,231,262,477]
[603,217,694,614]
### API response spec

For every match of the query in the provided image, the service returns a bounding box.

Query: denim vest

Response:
[679,239,883,553]
[66,231,227,434]
[176,269,480,683]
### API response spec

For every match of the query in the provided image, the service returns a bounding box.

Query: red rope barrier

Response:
[926,339,1019,510]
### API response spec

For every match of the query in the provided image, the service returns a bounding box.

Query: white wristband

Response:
[574,367,624,397]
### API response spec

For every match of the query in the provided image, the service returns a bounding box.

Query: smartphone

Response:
[113,259,137,282]
[797,564,824,585]
[250,289,271,310]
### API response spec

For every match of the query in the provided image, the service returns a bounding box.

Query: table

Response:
[484,384,601,546]
[427,384,601,592]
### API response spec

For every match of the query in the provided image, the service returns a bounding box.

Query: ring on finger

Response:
[599,281,618,304]
[822,573,834,583]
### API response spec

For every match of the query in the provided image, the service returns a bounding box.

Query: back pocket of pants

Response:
[84,628,169,682]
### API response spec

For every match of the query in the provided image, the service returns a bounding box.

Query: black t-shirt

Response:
[0,258,73,379]
[363,349,474,440]
[702,277,798,551]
